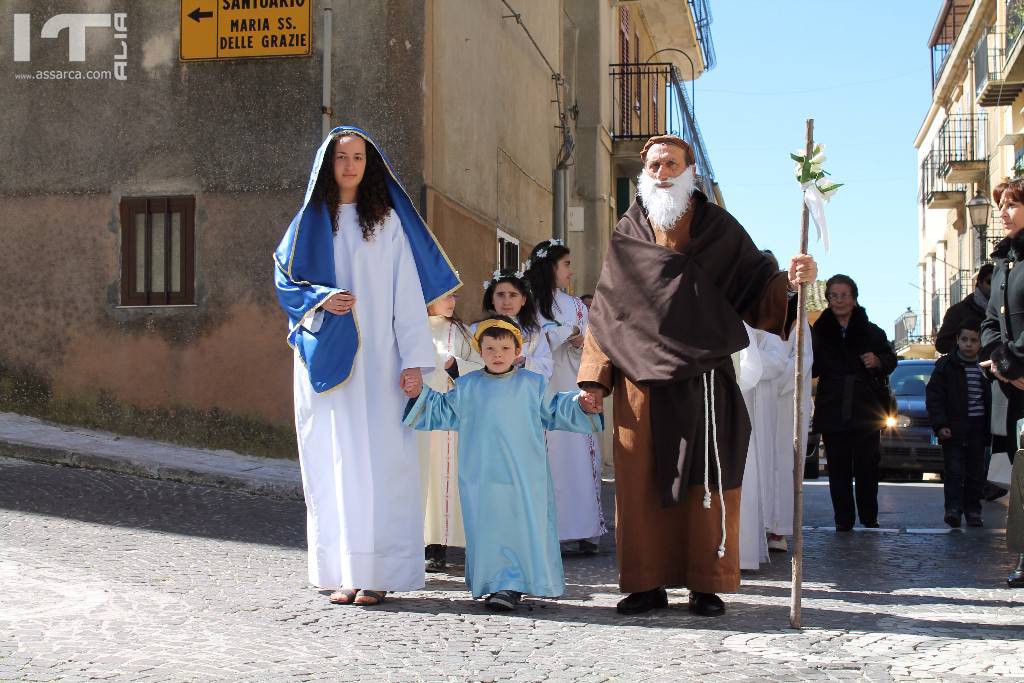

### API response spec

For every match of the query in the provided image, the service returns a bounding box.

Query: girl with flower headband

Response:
[419,291,483,572]
[476,269,553,379]
[524,239,607,553]
[403,314,603,611]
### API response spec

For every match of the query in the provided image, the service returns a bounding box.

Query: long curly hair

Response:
[524,241,570,322]
[481,271,540,335]
[311,136,392,240]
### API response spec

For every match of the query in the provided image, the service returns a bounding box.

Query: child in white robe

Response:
[404,316,603,611]
[420,292,483,571]
[525,239,606,551]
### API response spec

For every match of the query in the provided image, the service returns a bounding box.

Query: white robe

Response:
[751,331,788,548]
[419,316,482,547]
[293,206,436,591]
[768,321,813,536]
[737,324,769,571]
[543,290,606,541]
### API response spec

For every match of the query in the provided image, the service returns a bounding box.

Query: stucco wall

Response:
[0,1,427,456]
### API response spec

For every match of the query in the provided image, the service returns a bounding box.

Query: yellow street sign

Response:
[180,0,312,61]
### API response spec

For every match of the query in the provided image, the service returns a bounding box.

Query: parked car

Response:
[879,359,942,476]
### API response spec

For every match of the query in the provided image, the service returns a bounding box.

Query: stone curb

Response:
[0,412,303,501]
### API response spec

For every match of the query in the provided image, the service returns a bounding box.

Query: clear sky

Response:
[695,1,942,338]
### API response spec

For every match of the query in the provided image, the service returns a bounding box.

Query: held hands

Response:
[578,386,607,414]
[787,254,818,290]
[400,368,423,398]
[980,360,1024,390]
[324,291,356,316]
[861,352,881,370]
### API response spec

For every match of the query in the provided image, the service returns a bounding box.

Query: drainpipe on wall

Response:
[321,1,333,138]
[553,166,567,242]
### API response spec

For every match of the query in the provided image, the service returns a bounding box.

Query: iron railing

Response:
[920,150,967,204]
[936,112,988,161]
[949,269,971,304]
[920,113,987,206]
[610,62,718,197]
[931,292,950,335]
[687,0,716,71]
[975,28,1008,96]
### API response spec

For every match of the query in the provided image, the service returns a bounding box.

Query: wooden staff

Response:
[790,118,814,629]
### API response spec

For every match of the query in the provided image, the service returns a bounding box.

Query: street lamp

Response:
[899,307,918,338]
[967,190,991,260]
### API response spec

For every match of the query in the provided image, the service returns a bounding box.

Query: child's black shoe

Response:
[944,509,962,528]
[484,590,521,611]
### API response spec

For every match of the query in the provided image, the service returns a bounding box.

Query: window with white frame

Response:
[497,229,520,272]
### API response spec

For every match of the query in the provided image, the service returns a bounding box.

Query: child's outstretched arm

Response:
[402,384,461,432]
[541,386,604,434]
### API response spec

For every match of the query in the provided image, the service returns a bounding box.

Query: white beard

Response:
[637,166,698,231]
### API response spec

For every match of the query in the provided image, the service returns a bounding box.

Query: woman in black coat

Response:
[980,179,1024,588]
[812,274,897,531]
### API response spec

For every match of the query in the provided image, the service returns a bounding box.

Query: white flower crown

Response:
[482,268,527,291]
[522,238,564,272]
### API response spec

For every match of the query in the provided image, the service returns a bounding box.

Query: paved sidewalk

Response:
[0,412,301,499]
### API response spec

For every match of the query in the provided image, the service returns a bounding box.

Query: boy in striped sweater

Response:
[926,320,991,528]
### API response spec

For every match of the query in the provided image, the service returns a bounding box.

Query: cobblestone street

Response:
[1,456,1022,682]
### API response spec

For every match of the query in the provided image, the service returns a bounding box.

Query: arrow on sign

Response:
[188,7,214,22]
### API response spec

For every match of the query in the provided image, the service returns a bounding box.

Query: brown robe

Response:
[579,193,790,594]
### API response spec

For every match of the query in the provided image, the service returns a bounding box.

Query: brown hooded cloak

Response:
[579,189,792,594]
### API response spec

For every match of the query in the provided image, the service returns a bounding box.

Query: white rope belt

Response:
[701,369,727,559]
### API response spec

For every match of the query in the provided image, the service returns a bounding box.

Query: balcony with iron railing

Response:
[975,27,1024,106]
[930,0,972,91]
[686,0,716,72]
[921,113,988,209]
[609,62,718,201]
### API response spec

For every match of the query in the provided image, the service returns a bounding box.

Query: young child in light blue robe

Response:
[403,315,603,611]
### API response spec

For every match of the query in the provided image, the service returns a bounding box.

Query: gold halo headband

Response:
[472,319,524,354]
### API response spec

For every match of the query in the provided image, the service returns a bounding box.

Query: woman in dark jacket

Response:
[980,179,1024,588]
[812,274,898,531]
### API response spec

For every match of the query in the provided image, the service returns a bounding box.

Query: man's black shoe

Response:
[863,521,880,529]
[944,510,962,528]
[1008,554,1024,588]
[836,524,853,532]
[616,587,667,615]
[983,484,1008,502]
[965,514,984,528]
[687,591,725,617]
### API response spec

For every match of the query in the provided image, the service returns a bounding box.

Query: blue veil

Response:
[274,126,461,393]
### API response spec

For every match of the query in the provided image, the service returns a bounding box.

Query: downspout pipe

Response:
[321,1,333,138]
[553,166,567,243]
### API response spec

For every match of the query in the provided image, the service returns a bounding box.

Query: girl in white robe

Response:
[526,240,606,548]
[420,294,483,570]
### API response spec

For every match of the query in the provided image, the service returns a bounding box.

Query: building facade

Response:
[0,0,718,456]
[912,0,1024,353]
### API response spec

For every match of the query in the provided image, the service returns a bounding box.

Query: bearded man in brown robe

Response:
[578,135,817,617]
